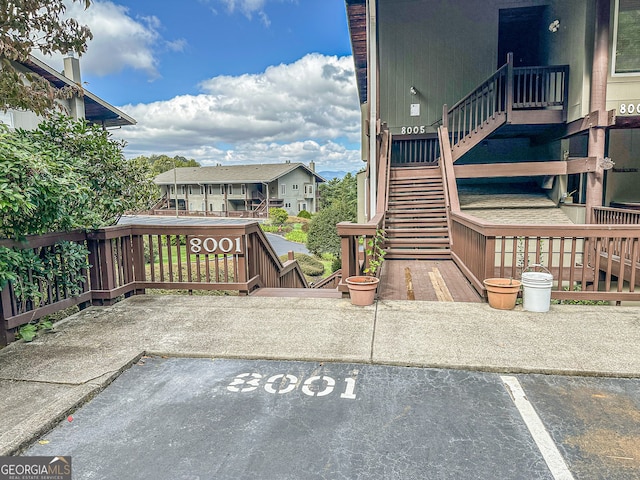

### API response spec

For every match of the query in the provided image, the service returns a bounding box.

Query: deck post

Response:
[505,53,514,121]
[0,286,12,346]
[585,0,610,223]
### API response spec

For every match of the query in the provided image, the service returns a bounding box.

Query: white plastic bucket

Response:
[522,266,553,313]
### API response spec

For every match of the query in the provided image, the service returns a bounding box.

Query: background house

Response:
[0,55,135,129]
[154,161,325,217]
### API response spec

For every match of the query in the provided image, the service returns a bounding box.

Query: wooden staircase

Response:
[384,165,451,260]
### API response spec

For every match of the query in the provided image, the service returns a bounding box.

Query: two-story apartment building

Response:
[1,55,135,129]
[345,0,640,258]
[346,0,640,218]
[154,162,325,217]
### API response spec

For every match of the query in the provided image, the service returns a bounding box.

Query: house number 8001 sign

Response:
[188,236,243,255]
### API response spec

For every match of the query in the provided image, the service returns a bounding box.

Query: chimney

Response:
[309,161,315,172]
[63,55,85,121]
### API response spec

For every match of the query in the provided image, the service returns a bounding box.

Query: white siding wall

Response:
[278,168,318,215]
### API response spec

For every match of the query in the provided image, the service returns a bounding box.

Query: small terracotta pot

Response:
[345,276,380,306]
[483,278,521,310]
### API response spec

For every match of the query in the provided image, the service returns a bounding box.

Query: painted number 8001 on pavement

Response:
[226,372,358,400]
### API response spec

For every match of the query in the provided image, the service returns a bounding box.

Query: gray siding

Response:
[378,0,594,132]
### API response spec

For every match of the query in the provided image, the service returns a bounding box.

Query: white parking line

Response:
[501,376,575,480]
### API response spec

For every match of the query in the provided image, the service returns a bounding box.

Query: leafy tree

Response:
[132,154,200,176]
[269,207,289,226]
[1,0,93,115]
[306,204,355,257]
[306,173,357,258]
[0,114,159,238]
[318,172,357,216]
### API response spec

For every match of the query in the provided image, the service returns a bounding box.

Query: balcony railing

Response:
[0,222,307,345]
[450,211,640,303]
[442,54,569,156]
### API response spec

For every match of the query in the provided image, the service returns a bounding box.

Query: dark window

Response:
[614,0,640,74]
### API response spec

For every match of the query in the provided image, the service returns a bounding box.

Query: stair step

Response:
[384,164,451,261]
[388,209,446,216]
[389,190,444,197]
[385,248,451,260]
[386,217,447,224]
[387,239,449,247]
[386,227,449,236]
[391,177,443,184]
[390,169,441,180]
[385,226,449,235]
[390,184,443,191]
[389,184,444,195]
[388,198,444,204]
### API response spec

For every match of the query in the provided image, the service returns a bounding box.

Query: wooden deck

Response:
[377,260,482,302]
[250,288,342,298]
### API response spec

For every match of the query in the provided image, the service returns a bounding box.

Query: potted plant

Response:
[483,277,522,310]
[346,229,386,306]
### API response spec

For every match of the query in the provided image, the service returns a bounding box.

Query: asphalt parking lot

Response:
[25,358,640,480]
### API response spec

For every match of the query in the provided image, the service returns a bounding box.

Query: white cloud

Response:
[216,0,296,27]
[34,1,185,78]
[114,54,363,172]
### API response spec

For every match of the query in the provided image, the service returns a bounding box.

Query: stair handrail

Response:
[438,124,460,249]
[375,125,392,228]
[247,224,309,289]
[444,55,512,149]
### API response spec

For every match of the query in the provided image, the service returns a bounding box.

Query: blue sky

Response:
[38,0,362,172]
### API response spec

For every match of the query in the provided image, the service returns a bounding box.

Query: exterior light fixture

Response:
[549,19,560,32]
[409,86,418,95]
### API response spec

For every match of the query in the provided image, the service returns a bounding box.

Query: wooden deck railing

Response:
[337,127,391,292]
[337,213,384,293]
[450,212,640,302]
[594,206,640,225]
[445,62,510,147]
[1,222,307,345]
[143,209,265,218]
[512,65,569,111]
[441,54,569,155]
[390,137,440,166]
[0,231,93,346]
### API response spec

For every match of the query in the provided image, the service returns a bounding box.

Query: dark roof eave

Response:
[346,0,368,105]
[16,55,136,127]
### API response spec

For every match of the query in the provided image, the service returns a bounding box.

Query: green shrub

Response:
[331,256,342,272]
[306,205,355,257]
[269,207,289,225]
[301,223,310,233]
[298,210,312,219]
[285,230,307,244]
[260,224,281,233]
[280,253,325,276]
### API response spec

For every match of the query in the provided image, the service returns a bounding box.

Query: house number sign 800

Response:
[619,103,640,115]
[226,372,358,400]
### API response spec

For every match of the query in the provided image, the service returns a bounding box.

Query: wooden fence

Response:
[450,212,640,302]
[0,222,307,345]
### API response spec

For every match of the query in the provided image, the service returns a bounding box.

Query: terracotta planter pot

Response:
[483,278,521,310]
[345,276,380,306]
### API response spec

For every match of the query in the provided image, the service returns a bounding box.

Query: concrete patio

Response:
[1,294,640,455]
